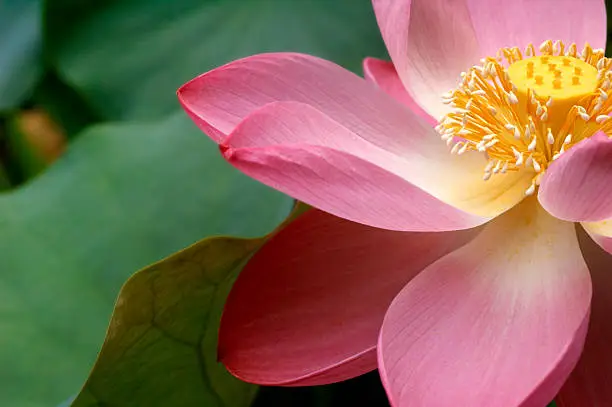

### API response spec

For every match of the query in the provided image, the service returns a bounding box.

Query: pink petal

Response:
[466,0,607,57]
[378,198,592,407]
[557,227,612,407]
[226,143,485,231]
[219,209,479,385]
[582,219,612,255]
[222,101,531,231]
[539,132,612,222]
[177,52,429,146]
[362,57,436,126]
[372,0,480,119]
[372,0,606,120]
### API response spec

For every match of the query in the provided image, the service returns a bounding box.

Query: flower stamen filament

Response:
[438,40,611,195]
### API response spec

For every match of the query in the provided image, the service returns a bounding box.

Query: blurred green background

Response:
[0,0,391,406]
[0,0,607,406]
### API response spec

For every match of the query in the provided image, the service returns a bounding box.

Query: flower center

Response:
[437,40,612,195]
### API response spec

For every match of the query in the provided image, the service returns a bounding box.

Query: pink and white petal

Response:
[378,198,592,407]
[466,0,607,57]
[362,57,436,125]
[372,0,481,119]
[224,101,532,229]
[557,227,612,407]
[539,132,612,222]
[219,209,479,386]
[177,52,428,147]
[372,0,606,119]
[225,143,486,231]
[582,220,612,255]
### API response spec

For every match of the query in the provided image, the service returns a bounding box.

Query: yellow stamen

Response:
[438,40,610,196]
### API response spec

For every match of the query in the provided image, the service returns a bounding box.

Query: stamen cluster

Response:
[436,40,612,195]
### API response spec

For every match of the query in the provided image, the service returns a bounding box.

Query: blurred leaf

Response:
[0,0,42,111]
[56,395,76,407]
[30,70,102,138]
[71,236,262,407]
[6,109,67,182]
[49,0,387,120]
[0,162,11,190]
[0,112,292,406]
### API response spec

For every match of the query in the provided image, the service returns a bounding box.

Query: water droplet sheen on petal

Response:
[438,40,612,196]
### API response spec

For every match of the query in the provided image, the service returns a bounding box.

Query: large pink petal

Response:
[539,132,612,222]
[557,227,612,407]
[372,0,606,120]
[219,209,479,386]
[223,101,535,230]
[225,143,485,231]
[378,198,592,407]
[362,57,436,126]
[177,52,428,147]
[466,0,607,57]
[372,0,480,119]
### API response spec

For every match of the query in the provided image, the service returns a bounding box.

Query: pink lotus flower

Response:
[177,0,612,405]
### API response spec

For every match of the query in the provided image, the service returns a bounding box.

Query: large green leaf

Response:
[70,202,309,407]
[49,0,387,120]
[0,0,42,110]
[0,112,291,407]
[71,236,263,407]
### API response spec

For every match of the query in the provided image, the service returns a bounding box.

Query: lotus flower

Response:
[177,0,612,405]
